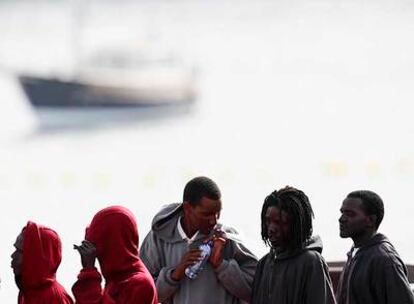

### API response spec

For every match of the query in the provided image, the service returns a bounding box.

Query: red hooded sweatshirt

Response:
[19,221,73,304]
[72,206,158,304]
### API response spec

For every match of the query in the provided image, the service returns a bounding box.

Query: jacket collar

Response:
[349,233,389,257]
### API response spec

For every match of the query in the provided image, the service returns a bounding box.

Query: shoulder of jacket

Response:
[257,253,272,265]
[362,243,403,266]
[301,248,324,260]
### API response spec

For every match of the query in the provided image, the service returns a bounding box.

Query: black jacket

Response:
[251,236,336,304]
[336,233,414,304]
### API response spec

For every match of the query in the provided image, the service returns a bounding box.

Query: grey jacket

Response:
[251,236,336,304]
[140,203,258,304]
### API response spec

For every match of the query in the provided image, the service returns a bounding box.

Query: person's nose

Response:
[268,223,278,234]
[339,214,346,223]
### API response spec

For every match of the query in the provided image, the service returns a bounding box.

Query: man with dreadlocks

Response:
[251,186,336,304]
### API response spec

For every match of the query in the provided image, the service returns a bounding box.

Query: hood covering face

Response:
[86,206,141,281]
[21,221,61,290]
[73,206,158,304]
[19,221,73,304]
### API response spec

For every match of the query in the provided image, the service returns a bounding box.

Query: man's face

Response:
[185,196,222,235]
[339,197,373,239]
[265,206,292,249]
[11,232,24,276]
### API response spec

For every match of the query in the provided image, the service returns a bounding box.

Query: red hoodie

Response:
[72,206,158,304]
[19,221,73,304]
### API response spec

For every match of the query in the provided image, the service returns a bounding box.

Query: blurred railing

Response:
[328,261,414,293]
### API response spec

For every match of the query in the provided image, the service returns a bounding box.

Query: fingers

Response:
[186,253,203,263]
[82,240,95,246]
[180,249,203,267]
[74,243,85,251]
[203,235,215,243]
[81,240,96,250]
[213,237,227,245]
[187,249,202,254]
[185,250,202,261]
[203,229,227,244]
[213,229,227,240]
[74,240,96,254]
[182,257,202,268]
[214,230,224,236]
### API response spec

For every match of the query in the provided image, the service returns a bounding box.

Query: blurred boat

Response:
[19,48,197,107]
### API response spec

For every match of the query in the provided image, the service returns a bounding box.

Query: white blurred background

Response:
[1,0,414,301]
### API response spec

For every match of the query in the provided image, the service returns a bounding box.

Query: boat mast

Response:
[71,0,86,76]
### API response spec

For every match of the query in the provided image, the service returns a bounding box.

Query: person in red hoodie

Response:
[11,221,74,304]
[72,206,158,304]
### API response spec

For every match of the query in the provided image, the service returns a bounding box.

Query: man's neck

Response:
[352,230,377,248]
[180,217,198,238]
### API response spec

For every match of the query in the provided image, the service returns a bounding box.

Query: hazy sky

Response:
[1,0,414,301]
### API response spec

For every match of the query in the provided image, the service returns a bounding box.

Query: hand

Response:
[171,249,202,281]
[74,240,97,269]
[207,229,227,269]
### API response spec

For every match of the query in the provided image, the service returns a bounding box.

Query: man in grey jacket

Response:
[140,176,258,304]
[337,190,414,304]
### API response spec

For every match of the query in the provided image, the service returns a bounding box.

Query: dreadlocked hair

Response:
[261,186,314,250]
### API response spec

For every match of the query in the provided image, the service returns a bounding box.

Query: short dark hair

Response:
[183,176,221,206]
[347,190,384,229]
[261,186,314,250]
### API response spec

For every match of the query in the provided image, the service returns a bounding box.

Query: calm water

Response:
[1,0,414,301]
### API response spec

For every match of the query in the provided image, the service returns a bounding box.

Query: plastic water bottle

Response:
[185,241,213,279]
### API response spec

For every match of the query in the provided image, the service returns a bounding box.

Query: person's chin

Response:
[339,230,349,238]
[14,275,23,290]
[270,239,281,248]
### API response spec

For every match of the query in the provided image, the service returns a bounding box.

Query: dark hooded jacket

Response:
[140,203,258,304]
[72,206,158,304]
[336,233,414,304]
[18,221,73,304]
[251,236,336,304]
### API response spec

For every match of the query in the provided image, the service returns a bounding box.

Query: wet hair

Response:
[183,176,221,206]
[261,186,314,250]
[346,190,384,229]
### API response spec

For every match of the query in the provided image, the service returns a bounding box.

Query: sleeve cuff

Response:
[78,267,101,280]
[214,259,230,273]
[164,268,182,286]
